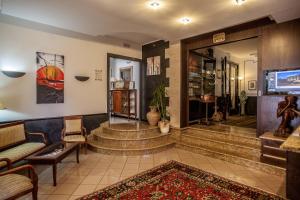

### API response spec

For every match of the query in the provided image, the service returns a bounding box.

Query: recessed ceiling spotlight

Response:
[235,0,246,5]
[148,1,161,9]
[179,17,192,25]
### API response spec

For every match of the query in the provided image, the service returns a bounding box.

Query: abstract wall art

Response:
[147,56,160,76]
[36,52,64,104]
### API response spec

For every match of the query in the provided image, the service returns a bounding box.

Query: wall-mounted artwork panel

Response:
[36,52,64,104]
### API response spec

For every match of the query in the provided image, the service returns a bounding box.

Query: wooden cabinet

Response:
[110,89,137,119]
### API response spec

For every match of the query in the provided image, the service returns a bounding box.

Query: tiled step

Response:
[101,125,161,139]
[92,133,172,149]
[88,140,175,156]
[186,128,260,148]
[180,132,260,161]
[191,124,257,137]
[176,142,285,176]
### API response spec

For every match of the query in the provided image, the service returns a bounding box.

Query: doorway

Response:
[188,38,258,129]
[107,54,142,123]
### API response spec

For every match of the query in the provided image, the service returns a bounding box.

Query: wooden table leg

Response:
[53,164,57,186]
[76,145,80,163]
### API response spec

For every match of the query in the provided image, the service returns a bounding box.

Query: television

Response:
[264,68,300,95]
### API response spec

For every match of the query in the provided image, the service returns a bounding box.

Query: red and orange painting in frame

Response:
[36,52,64,104]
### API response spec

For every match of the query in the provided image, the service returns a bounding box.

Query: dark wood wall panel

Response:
[258,18,300,134]
[141,40,169,121]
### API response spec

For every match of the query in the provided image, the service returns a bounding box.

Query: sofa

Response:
[0,121,47,168]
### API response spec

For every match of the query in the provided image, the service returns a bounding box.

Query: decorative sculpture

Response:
[239,90,248,116]
[275,95,300,137]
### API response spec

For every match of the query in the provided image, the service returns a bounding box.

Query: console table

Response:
[281,132,300,200]
[110,89,137,120]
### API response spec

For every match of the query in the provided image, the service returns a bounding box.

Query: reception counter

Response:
[280,132,300,200]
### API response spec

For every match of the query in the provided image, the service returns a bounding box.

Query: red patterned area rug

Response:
[79,160,284,200]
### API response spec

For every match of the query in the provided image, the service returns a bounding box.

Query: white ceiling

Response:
[215,38,258,59]
[1,0,300,45]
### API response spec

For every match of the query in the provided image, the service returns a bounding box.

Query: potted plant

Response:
[149,83,170,133]
[146,89,161,126]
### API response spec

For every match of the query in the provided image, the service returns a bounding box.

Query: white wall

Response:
[0,22,141,122]
[110,58,140,118]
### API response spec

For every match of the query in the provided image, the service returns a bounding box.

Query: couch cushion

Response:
[0,174,33,200]
[63,135,85,142]
[0,124,26,148]
[0,143,45,167]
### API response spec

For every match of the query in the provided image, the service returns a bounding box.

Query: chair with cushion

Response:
[62,116,87,153]
[0,158,38,200]
[0,122,47,168]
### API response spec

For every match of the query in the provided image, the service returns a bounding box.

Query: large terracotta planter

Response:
[147,106,160,126]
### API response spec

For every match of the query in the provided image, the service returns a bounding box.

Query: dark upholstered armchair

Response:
[61,115,87,153]
[0,158,38,200]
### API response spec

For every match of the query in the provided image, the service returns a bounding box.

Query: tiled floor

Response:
[19,148,285,200]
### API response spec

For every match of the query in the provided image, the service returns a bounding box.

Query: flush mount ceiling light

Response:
[148,1,161,9]
[179,17,192,25]
[235,0,246,5]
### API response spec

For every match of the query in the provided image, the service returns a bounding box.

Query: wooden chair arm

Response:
[27,132,48,144]
[0,164,38,186]
[0,158,12,169]
[82,127,87,136]
[61,128,66,140]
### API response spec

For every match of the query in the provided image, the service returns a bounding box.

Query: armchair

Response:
[62,115,87,153]
[0,158,38,200]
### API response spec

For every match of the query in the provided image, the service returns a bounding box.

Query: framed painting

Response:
[36,52,64,104]
[248,80,257,90]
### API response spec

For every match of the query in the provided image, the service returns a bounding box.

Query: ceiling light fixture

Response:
[148,1,161,9]
[235,0,246,5]
[179,17,192,25]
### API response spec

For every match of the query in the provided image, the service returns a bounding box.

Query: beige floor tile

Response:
[126,156,140,164]
[123,163,139,171]
[31,147,285,199]
[53,184,79,195]
[71,168,92,176]
[64,175,85,184]
[99,176,120,185]
[47,195,70,200]
[38,184,57,195]
[81,175,103,185]
[68,195,83,200]
[104,168,123,176]
[72,184,96,196]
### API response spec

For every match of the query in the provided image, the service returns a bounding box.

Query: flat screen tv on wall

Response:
[264,68,300,95]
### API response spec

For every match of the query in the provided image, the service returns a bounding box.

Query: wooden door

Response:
[113,91,122,113]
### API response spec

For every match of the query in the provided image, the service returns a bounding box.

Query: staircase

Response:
[176,126,285,176]
[88,122,175,155]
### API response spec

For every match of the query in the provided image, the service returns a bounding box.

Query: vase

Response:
[146,106,160,126]
[159,120,170,134]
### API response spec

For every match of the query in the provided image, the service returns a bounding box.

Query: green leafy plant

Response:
[150,83,168,121]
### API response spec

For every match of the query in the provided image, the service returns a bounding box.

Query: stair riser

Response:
[88,143,175,156]
[180,136,260,161]
[261,155,286,168]
[102,127,161,139]
[262,146,286,158]
[176,143,285,176]
[186,130,260,147]
[94,135,172,149]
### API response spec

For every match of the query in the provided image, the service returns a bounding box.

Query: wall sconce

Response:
[0,101,6,110]
[74,76,90,82]
[2,70,26,78]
